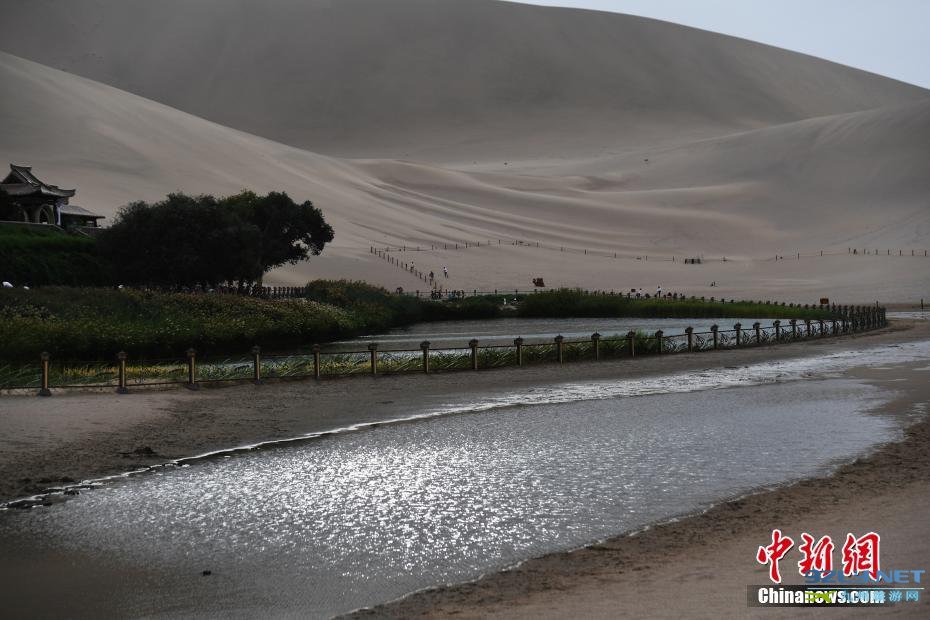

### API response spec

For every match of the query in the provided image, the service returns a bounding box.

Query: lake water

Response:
[3,340,929,617]
[326,316,780,350]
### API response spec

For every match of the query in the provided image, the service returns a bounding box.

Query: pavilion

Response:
[0,164,103,228]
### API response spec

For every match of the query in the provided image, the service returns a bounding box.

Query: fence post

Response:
[627,330,636,357]
[804,319,811,338]
[753,322,761,345]
[38,351,52,397]
[252,346,262,384]
[368,343,379,375]
[818,320,825,337]
[734,323,742,347]
[116,351,129,394]
[421,341,430,374]
[655,330,664,354]
[773,320,781,341]
[832,319,838,335]
[469,339,479,370]
[711,325,719,349]
[555,335,564,364]
[186,348,198,390]
[313,344,321,379]
[592,332,601,360]
[514,337,524,366]
[685,327,693,352]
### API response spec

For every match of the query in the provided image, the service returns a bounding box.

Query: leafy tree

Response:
[220,190,334,282]
[98,190,333,287]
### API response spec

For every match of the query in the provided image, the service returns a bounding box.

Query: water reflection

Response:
[325,316,780,350]
[0,377,903,617]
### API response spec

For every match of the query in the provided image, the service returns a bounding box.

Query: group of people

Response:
[427,266,450,285]
[429,289,466,300]
[629,286,688,300]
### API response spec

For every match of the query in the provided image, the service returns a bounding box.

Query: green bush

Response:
[0,224,111,286]
[420,295,502,321]
[0,287,355,361]
[303,280,424,330]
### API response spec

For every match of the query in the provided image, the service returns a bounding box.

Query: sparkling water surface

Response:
[2,340,929,618]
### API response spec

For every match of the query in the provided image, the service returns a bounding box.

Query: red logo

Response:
[757,530,881,583]
[756,529,794,583]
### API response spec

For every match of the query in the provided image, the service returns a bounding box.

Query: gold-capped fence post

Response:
[685,327,693,352]
[804,319,812,338]
[655,330,664,354]
[773,320,781,341]
[313,344,321,379]
[819,320,825,338]
[116,351,129,394]
[591,332,601,360]
[753,322,761,345]
[710,325,719,349]
[790,319,798,339]
[38,351,51,397]
[627,330,636,357]
[555,335,564,364]
[514,337,524,366]
[368,343,378,375]
[733,323,742,347]
[469,339,479,370]
[252,346,262,384]
[421,341,430,374]
[186,348,198,390]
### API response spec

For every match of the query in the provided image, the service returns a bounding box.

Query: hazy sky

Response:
[515,0,930,89]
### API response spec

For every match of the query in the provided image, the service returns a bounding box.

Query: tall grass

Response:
[0,282,839,365]
[0,287,356,362]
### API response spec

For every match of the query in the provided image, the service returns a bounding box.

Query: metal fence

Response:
[1,306,887,396]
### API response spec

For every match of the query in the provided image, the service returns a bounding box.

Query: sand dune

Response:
[1,0,926,163]
[1,0,929,302]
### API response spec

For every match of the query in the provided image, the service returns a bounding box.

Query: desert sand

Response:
[1,1,928,301]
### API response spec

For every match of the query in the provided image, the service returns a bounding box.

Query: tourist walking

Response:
[443,266,449,278]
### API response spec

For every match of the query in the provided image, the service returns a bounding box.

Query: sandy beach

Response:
[0,319,927,617]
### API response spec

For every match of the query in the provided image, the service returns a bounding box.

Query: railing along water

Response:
[3,305,888,396]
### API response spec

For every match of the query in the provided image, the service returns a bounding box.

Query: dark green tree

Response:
[97,190,333,287]
[220,190,334,283]
[97,193,261,286]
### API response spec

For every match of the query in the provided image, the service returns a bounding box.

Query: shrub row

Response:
[516,289,835,320]
[0,224,111,286]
